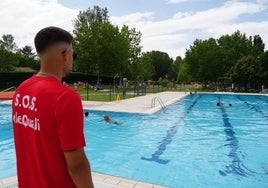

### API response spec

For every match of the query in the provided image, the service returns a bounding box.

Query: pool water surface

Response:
[0,94,268,188]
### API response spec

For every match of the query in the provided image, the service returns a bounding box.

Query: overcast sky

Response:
[0,0,267,59]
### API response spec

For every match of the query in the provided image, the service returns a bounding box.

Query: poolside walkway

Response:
[0,172,168,188]
[0,91,15,100]
[83,91,188,114]
[0,91,189,188]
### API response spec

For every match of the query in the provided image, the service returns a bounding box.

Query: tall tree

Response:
[149,50,173,80]
[177,61,191,82]
[253,35,265,53]
[169,56,182,81]
[260,51,268,87]
[184,38,222,84]
[230,55,263,90]
[0,34,17,52]
[129,52,155,80]
[217,31,253,75]
[120,25,142,65]
[73,6,142,82]
[0,49,18,71]
[19,45,36,59]
[73,6,109,76]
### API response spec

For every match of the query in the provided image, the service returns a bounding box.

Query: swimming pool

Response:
[0,94,268,187]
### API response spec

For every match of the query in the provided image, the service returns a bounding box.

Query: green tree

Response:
[0,34,17,52]
[73,6,109,77]
[177,61,191,82]
[184,38,222,85]
[129,52,155,80]
[120,25,142,65]
[73,6,142,82]
[169,56,182,81]
[0,49,18,71]
[217,31,253,75]
[19,45,36,59]
[0,34,19,71]
[252,35,265,54]
[260,51,268,87]
[230,55,263,90]
[149,50,173,80]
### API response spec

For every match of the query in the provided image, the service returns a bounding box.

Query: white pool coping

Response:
[82,91,189,114]
[0,172,168,188]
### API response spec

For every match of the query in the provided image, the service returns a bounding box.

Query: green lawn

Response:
[71,83,205,102]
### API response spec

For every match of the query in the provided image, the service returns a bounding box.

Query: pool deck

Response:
[0,172,168,188]
[0,91,15,100]
[82,91,189,114]
[0,91,189,188]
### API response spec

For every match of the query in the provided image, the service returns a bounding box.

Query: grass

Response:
[70,83,204,102]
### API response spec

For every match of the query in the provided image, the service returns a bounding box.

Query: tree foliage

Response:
[0,34,38,72]
[0,49,18,71]
[185,38,222,84]
[73,6,142,82]
[168,56,182,81]
[149,50,173,80]
[19,45,36,59]
[230,55,263,90]
[129,52,155,80]
[182,30,267,90]
[0,34,17,52]
[177,61,191,82]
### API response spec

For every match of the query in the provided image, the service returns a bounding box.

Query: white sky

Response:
[0,0,267,59]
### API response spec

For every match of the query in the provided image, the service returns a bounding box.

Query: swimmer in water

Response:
[103,114,122,125]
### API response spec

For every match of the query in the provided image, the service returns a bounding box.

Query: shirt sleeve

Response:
[54,89,86,151]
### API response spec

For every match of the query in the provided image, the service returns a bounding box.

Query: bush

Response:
[0,71,114,90]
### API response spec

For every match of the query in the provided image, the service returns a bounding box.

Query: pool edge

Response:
[0,172,169,188]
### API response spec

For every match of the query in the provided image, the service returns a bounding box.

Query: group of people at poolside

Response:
[84,112,122,125]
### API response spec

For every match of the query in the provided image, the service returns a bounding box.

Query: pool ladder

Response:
[151,97,166,109]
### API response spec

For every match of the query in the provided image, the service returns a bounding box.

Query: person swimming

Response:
[84,111,89,117]
[103,114,121,125]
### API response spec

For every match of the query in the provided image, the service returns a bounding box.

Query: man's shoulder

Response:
[57,85,81,101]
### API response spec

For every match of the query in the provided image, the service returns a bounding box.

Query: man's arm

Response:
[64,148,94,188]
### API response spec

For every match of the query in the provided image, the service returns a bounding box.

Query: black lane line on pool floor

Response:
[237,96,268,120]
[141,95,201,164]
[218,96,254,177]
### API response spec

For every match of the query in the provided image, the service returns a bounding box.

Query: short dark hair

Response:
[34,26,73,53]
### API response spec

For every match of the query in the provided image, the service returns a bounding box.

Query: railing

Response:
[1,86,16,92]
[151,97,166,109]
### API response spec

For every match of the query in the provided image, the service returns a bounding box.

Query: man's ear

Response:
[61,50,68,62]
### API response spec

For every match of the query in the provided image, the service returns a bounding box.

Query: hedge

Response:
[0,72,113,90]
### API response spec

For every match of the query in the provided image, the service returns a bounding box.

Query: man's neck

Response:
[37,70,61,81]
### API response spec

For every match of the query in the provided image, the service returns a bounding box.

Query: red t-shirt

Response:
[12,75,86,188]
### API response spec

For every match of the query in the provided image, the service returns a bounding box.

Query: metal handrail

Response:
[1,86,16,92]
[151,97,166,109]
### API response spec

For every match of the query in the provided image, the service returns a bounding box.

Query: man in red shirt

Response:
[12,26,94,188]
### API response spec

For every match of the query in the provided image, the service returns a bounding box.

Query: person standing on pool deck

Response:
[12,26,94,188]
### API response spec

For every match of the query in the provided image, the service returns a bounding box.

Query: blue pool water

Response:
[0,94,268,188]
